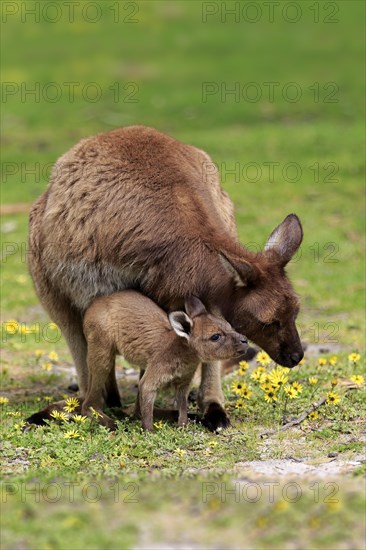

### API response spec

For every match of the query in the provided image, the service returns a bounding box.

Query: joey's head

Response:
[220,214,304,368]
[168,295,248,362]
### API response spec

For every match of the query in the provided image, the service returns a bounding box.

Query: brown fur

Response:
[28,125,303,431]
[82,292,247,430]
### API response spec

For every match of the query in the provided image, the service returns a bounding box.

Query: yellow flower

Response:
[48,351,59,363]
[318,358,327,366]
[14,421,26,431]
[256,351,271,366]
[250,367,266,382]
[50,410,68,422]
[309,410,319,421]
[35,349,44,359]
[331,378,338,387]
[153,420,164,429]
[308,377,318,385]
[73,414,87,424]
[231,380,246,395]
[264,390,278,403]
[273,500,289,512]
[348,353,361,363]
[291,381,303,393]
[89,407,102,419]
[261,382,272,393]
[329,356,338,366]
[63,397,80,413]
[350,375,364,386]
[44,396,53,402]
[235,399,246,409]
[240,385,253,399]
[326,391,341,405]
[284,385,299,399]
[208,440,218,448]
[268,368,289,388]
[299,358,306,365]
[64,429,81,439]
[3,320,19,334]
[0,396,9,405]
[174,448,186,456]
[41,362,53,371]
[238,361,249,375]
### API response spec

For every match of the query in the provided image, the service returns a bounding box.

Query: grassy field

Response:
[1,1,365,548]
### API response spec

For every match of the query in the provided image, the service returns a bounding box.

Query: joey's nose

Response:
[240,337,248,345]
[290,351,303,365]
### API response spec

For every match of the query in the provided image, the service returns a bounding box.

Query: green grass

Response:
[1,1,365,548]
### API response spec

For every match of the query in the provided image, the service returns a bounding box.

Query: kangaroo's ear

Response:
[185,295,207,318]
[219,253,259,287]
[265,214,303,266]
[168,312,193,340]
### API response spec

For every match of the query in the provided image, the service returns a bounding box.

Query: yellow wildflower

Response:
[73,414,87,424]
[240,385,253,399]
[264,390,278,403]
[41,362,52,371]
[3,320,19,334]
[284,385,299,399]
[14,421,26,431]
[0,396,9,405]
[268,368,289,388]
[63,397,80,413]
[348,353,361,363]
[235,399,246,409]
[174,448,186,457]
[64,429,81,439]
[309,411,319,421]
[261,382,272,393]
[326,391,341,405]
[44,396,53,402]
[331,378,338,387]
[250,367,266,382]
[35,349,44,359]
[256,351,271,366]
[318,358,327,366]
[238,361,249,375]
[308,377,318,385]
[89,407,102,419]
[273,500,289,512]
[350,375,364,386]
[50,410,68,422]
[153,420,164,429]
[231,380,246,395]
[291,381,303,393]
[208,440,218,448]
[48,351,59,363]
[329,356,338,366]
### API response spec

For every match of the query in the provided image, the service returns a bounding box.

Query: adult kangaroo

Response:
[28,125,304,430]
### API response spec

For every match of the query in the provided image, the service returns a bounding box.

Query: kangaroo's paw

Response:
[202,402,231,432]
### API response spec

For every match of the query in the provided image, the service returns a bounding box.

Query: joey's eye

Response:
[210,333,221,342]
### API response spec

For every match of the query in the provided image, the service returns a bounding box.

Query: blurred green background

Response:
[1,2,365,548]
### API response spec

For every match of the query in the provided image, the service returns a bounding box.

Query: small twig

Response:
[259,387,357,439]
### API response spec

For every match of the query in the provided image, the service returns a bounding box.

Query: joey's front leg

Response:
[199,362,231,431]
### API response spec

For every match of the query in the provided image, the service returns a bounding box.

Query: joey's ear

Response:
[185,295,207,318]
[219,253,259,287]
[264,214,303,266]
[168,312,193,340]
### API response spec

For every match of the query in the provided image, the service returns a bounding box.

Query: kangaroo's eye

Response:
[210,333,221,342]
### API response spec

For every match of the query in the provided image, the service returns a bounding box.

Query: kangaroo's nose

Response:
[290,352,303,365]
[240,337,248,345]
